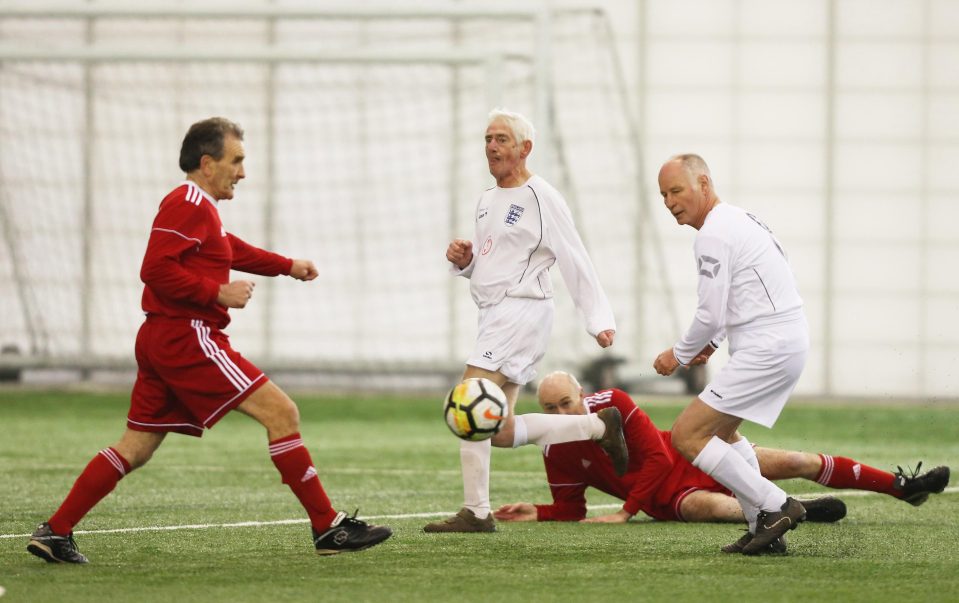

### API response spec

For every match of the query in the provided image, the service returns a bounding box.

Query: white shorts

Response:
[699,317,809,428]
[466,297,554,385]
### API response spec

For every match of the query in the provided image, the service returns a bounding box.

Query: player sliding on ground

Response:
[494,372,951,531]
[26,118,391,564]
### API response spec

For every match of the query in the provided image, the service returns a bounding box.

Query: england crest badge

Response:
[505,204,525,226]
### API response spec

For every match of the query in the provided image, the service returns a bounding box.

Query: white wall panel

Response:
[836,43,924,89]
[835,93,924,139]
[832,245,922,293]
[834,143,922,191]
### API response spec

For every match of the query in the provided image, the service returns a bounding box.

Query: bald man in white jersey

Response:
[425,109,627,533]
[653,154,810,555]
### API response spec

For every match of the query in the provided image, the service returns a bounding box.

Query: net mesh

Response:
[0,10,664,379]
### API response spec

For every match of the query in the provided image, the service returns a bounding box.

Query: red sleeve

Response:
[614,392,675,517]
[228,233,294,276]
[535,447,588,522]
[140,200,220,305]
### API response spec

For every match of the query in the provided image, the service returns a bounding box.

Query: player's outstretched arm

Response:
[289,259,318,281]
[492,502,538,522]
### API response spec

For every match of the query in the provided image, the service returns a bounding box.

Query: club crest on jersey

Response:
[505,204,524,226]
[698,255,721,278]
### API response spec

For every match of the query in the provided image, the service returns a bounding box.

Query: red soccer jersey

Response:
[139,181,293,329]
[535,389,685,521]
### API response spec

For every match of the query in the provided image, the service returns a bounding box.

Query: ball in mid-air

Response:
[443,378,509,441]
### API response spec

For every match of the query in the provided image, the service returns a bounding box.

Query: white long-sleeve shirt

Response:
[453,175,615,337]
[673,203,804,364]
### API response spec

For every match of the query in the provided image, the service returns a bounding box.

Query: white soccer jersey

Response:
[673,203,804,364]
[453,175,615,337]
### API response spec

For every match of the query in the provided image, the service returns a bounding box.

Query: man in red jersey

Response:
[27,117,391,564]
[494,372,950,529]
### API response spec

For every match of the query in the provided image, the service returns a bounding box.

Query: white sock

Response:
[730,436,760,471]
[512,415,529,448]
[693,436,787,514]
[512,413,604,448]
[729,436,761,532]
[460,438,492,519]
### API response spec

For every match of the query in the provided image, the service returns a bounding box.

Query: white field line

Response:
[3,486,956,540]
[3,465,536,477]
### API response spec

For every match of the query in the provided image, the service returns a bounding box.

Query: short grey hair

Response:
[536,371,581,396]
[488,108,536,145]
[671,153,712,181]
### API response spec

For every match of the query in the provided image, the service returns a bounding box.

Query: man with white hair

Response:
[425,109,625,533]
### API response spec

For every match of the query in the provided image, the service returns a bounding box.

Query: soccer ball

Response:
[443,378,509,441]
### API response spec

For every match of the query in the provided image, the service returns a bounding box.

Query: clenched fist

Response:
[446,239,474,270]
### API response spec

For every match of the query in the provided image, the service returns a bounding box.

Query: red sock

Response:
[269,433,337,532]
[48,448,131,535]
[816,454,897,494]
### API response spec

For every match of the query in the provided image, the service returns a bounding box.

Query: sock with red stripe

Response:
[816,454,897,494]
[48,448,131,535]
[269,433,338,532]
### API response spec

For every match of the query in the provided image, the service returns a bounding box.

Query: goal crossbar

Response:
[0,1,583,20]
[0,45,530,65]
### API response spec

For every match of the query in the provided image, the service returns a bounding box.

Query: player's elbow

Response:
[140,261,160,286]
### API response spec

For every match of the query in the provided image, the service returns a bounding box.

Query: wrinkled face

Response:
[538,383,586,415]
[658,159,708,229]
[205,135,246,200]
[485,117,528,182]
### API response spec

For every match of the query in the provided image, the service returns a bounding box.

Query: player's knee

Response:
[674,440,699,462]
[271,396,301,435]
[284,405,301,433]
[669,426,699,461]
[244,385,301,435]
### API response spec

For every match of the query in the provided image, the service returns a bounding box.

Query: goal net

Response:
[0,4,672,388]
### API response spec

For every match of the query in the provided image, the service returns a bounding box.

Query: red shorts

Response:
[128,316,267,437]
[643,452,731,521]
